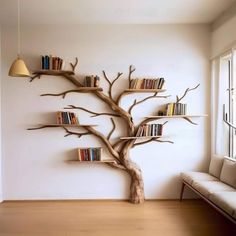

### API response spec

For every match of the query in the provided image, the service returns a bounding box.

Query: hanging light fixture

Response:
[9,0,30,77]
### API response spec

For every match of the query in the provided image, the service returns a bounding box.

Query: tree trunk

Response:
[120,140,145,204]
[129,169,145,204]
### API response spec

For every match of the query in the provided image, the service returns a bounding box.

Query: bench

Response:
[180,156,236,224]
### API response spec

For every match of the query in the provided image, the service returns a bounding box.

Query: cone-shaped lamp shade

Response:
[8,57,30,77]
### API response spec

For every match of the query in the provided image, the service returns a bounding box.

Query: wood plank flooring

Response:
[0,200,235,236]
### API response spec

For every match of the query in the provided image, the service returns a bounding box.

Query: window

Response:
[212,49,236,159]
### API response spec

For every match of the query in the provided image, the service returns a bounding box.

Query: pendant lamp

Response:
[9,0,30,77]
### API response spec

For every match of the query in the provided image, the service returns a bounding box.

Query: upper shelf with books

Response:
[32,69,75,76]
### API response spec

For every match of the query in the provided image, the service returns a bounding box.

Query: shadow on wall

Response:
[152,175,199,199]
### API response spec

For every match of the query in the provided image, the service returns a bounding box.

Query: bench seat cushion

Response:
[209,192,236,218]
[192,180,235,198]
[220,159,236,189]
[181,172,218,186]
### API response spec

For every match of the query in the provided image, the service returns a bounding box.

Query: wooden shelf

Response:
[39,124,98,127]
[125,89,166,93]
[33,70,75,75]
[120,136,162,140]
[145,115,208,118]
[67,160,116,163]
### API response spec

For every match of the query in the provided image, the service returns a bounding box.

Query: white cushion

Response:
[192,180,235,198]
[210,192,236,218]
[181,172,217,186]
[208,155,224,178]
[220,159,236,188]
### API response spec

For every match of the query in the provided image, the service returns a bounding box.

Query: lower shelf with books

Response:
[78,147,102,161]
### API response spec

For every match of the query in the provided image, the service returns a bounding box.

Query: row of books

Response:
[130,78,165,89]
[56,112,79,125]
[136,124,163,137]
[78,148,102,161]
[166,103,187,116]
[41,55,64,70]
[84,75,100,87]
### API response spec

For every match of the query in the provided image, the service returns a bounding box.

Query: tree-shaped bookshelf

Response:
[28,58,206,204]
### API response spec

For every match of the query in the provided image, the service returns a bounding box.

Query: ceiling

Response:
[0,0,235,25]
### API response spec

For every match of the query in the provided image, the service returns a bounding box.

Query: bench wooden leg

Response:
[180,182,185,202]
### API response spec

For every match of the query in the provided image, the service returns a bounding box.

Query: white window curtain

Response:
[211,49,235,157]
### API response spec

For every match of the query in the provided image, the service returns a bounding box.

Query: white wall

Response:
[0,26,2,202]
[211,15,236,57]
[1,24,211,200]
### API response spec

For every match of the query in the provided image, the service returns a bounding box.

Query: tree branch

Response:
[27,125,91,138]
[107,118,116,140]
[62,127,91,138]
[102,71,123,100]
[70,57,78,72]
[133,137,174,147]
[84,126,120,160]
[64,105,121,117]
[128,65,136,88]
[30,74,41,82]
[128,93,171,115]
[183,117,197,125]
[176,84,200,103]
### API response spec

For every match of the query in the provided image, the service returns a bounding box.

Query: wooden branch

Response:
[40,89,100,99]
[83,126,122,164]
[27,124,92,138]
[128,65,136,88]
[107,118,116,141]
[106,162,126,171]
[176,84,200,103]
[133,137,174,147]
[62,127,91,138]
[128,93,171,114]
[30,74,41,82]
[102,71,123,100]
[64,105,121,117]
[70,57,78,72]
[183,117,197,125]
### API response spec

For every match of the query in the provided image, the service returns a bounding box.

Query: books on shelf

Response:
[41,55,64,70]
[84,75,100,87]
[166,103,187,116]
[130,78,165,89]
[56,112,79,125]
[77,148,102,161]
[136,124,163,137]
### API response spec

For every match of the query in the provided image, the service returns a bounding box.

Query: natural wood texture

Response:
[125,89,166,92]
[28,62,201,204]
[28,124,98,128]
[120,136,163,140]
[176,84,200,103]
[146,115,208,118]
[0,200,235,236]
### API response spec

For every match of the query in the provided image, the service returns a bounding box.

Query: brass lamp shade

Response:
[8,57,30,77]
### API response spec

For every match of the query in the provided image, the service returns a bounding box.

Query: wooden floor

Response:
[0,200,235,236]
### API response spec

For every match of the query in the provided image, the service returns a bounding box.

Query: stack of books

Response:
[56,112,79,125]
[78,148,102,161]
[130,78,165,89]
[41,55,64,70]
[84,76,100,87]
[136,124,163,137]
[166,103,187,116]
